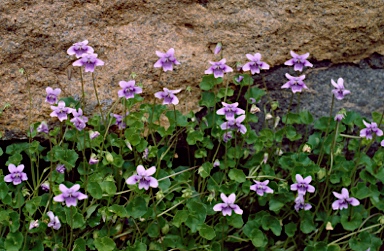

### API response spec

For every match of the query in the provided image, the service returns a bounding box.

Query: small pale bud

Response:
[250,104,260,114]
[161,224,170,235]
[207,193,215,202]
[274,116,280,129]
[214,42,222,55]
[378,216,384,225]
[265,113,273,120]
[302,144,312,153]
[105,152,114,163]
[156,191,164,200]
[125,140,132,151]
[317,168,326,180]
[263,153,269,164]
[326,222,333,230]
[271,101,279,111]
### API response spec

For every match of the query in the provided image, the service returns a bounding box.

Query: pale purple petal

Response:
[232,205,243,215]
[146,166,156,176]
[126,175,140,185]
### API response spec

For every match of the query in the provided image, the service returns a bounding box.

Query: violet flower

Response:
[56,164,66,173]
[284,51,313,72]
[154,48,180,72]
[4,164,28,185]
[29,220,39,230]
[334,114,345,122]
[73,53,104,73]
[360,120,383,140]
[332,188,360,210]
[50,101,73,122]
[154,88,181,105]
[142,148,149,160]
[281,73,308,93]
[294,195,312,212]
[118,80,142,99]
[223,131,233,142]
[45,87,61,104]
[242,53,270,75]
[290,174,315,195]
[214,43,222,55]
[220,115,247,134]
[89,130,100,140]
[47,211,61,230]
[331,78,350,100]
[213,193,243,216]
[235,75,243,83]
[216,102,245,120]
[89,154,99,165]
[70,108,88,131]
[41,181,50,192]
[250,180,274,196]
[112,113,128,129]
[126,165,159,190]
[205,59,233,78]
[37,121,49,134]
[67,40,94,58]
[213,159,220,168]
[53,184,88,207]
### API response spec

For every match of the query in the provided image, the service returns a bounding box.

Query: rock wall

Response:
[1,0,384,139]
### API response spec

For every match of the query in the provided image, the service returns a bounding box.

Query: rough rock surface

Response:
[1,0,384,139]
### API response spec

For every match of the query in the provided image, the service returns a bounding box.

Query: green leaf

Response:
[148,222,160,238]
[73,238,86,251]
[300,211,316,234]
[261,215,282,236]
[126,196,148,218]
[87,182,103,199]
[108,205,128,218]
[228,169,246,183]
[284,222,297,237]
[227,213,243,228]
[5,231,23,251]
[65,208,85,229]
[25,196,42,215]
[199,75,222,91]
[0,181,9,200]
[244,86,266,103]
[199,224,216,240]
[351,182,371,199]
[348,231,371,251]
[300,110,314,124]
[249,229,267,248]
[124,128,141,146]
[165,110,188,127]
[173,210,188,228]
[186,130,204,145]
[126,242,147,251]
[198,162,213,178]
[94,237,116,251]
[199,92,217,108]
[341,213,362,231]
[100,181,117,196]
[53,147,79,170]
[217,87,234,99]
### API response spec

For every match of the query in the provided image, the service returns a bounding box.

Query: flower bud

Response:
[156,190,164,201]
[302,144,311,153]
[214,42,222,55]
[265,113,273,120]
[317,168,326,180]
[326,222,333,230]
[271,101,279,111]
[250,104,260,114]
[105,152,114,163]
[161,224,170,235]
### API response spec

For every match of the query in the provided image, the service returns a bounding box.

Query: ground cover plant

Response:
[0,40,383,251]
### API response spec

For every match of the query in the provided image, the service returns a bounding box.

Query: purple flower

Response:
[112,113,128,129]
[331,78,350,100]
[118,80,142,99]
[56,164,66,173]
[242,53,270,75]
[41,182,50,192]
[214,42,222,55]
[294,195,312,212]
[4,164,28,185]
[213,193,243,216]
[281,73,308,93]
[205,59,233,78]
[73,53,104,73]
[360,120,383,140]
[334,114,345,122]
[220,115,247,134]
[89,154,99,165]
[213,159,220,168]
[216,102,245,120]
[70,108,88,131]
[154,48,180,72]
[89,131,100,140]
[53,184,88,207]
[154,88,181,105]
[223,131,233,142]
[67,40,94,58]
[45,87,61,104]
[381,140,384,147]
[290,174,315,195]
[50,101,73,122]
[250,180,274,196]
[29,220,39,230]
[47,211,61,230]
[142,148,149,160]
[235,75,244,83]
[37,121,49,134]
[284,51,313,72]
[126,165,159,190]
[332,188,360,210]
